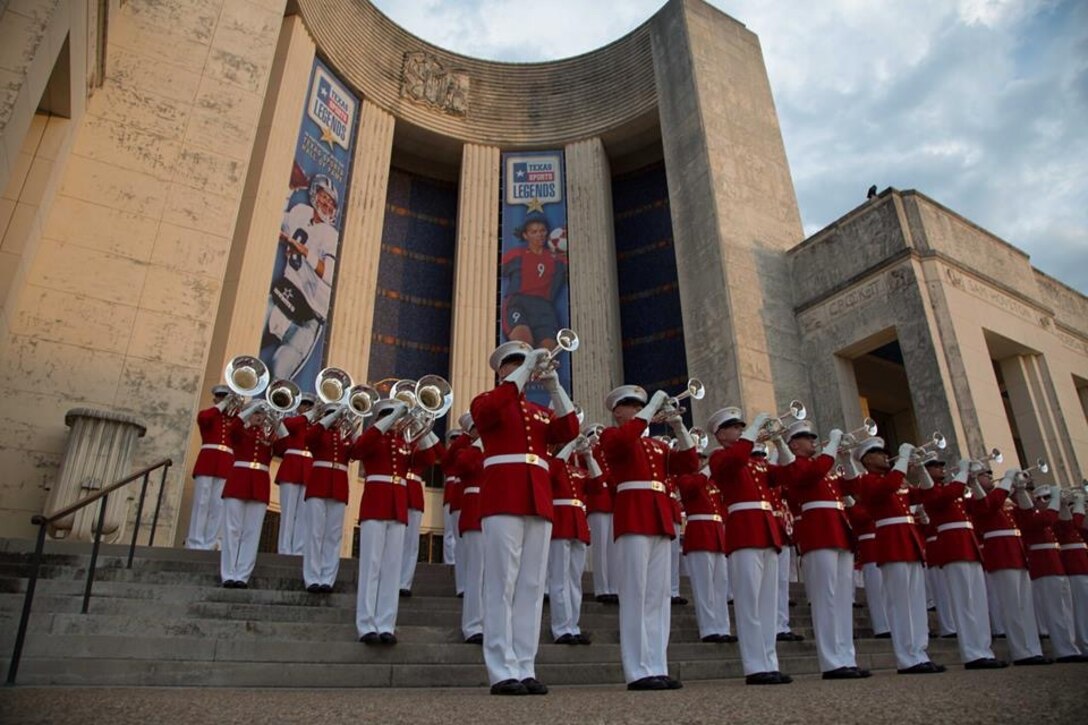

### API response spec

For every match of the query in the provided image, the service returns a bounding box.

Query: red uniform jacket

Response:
[921,520,940,564]
[470,382,578,521]
[969,489,1026,572]
[710,439,784,555]
[273,415,313,486]
[1056,515,1088,576]
[222,424,273,503]
[583,443,614,514]
[778,454,852,554]
[446,440,484,535]
[846,500,878,567]
[351,428,434,524]
[1014,506,1065,579]
[675,470,727,554]
[600,418,698,539]
[441,435,472,514]
[920,483,983,567]
[549,458,592,544]
[192,407,238,479]
[306,424,353,503]
[768,486,792,545]
[856,470,925,565]
[667,475,683,527]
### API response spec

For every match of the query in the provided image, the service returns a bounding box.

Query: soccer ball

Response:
[548,226,568,253]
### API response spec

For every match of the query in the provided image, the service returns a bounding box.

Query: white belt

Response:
[484,453,550,471]
[925,536,937,543]
[1060,543,1088,551]
[463,486,481,495]
[367,475,408,486]
[446,476,461,484]
[1029,543,1060,551]
[801,501,844,512]
[937,521,974,533]
[284,449,312,458]
[553,498,585,508]
[201,444,233,453]
[616,480,666,493]
[407,473,424,483]
[858,533,876,541]
[687,514,723,523]
[313,461,348,472]
[233,462,269,471]
[982,529,1020,540]
[727,501,773,514]
[875,515,915,528]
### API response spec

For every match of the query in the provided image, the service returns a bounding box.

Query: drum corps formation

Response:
[187,332,1088,695]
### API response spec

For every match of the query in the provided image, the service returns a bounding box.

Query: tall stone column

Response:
[1000,354,1075,486]
[565,138,623,425]
[449,145,501,414]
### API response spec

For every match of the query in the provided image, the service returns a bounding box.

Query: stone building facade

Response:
[0,0,1083,554]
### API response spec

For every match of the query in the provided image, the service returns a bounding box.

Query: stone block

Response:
[0,386,70,453]
[0,199,37,254]
[10,284,137,354]
[203,47,272,95]
[114,357,202,423]
[126,307,210,368]
[150,222,229,277]
[0,249,19,303]
[58,155,169,220]
[27,237,147,307]
[2,149,32,200]
[71,114,182,181]
[161,182,240,238]
[0,334,125,403]
[0,197,14,236]
[173,146,247,197]
[41,195,159,261]
[138,265,220,324]
[85,83,191,141]
[103,46,202,106]
[18,154,52,201]
[34,113,70,161]
[0,9,46,78]
[108,4,215,72]
[0,445,62,508]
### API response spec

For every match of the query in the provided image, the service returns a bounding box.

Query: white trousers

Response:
[802,548,857,672]
[881,562,930,669]
[399,508,423,591]
[686,550,731,638]
[777,546,792,634]
[730,547,780,675]
[1069,574,1088,652]
[460,530,484,638]
[442,504,457,565]
[987,568,1043,660]
[482,515,551,684]
[220,499,265,583]
[277,482,307,555]
[356,519,406,636]
[985,571,1006,636]
[670,523,682,597]
[616,533,672,682]
[548,539,587,638]
[929,566,957,636]
[588,512,617,595]
[187,475,225,550]
[303,498,345,587]
[943,561,995,662]
[862,562,891,635]
[1033,575,1082,658]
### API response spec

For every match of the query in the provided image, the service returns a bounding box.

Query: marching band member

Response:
[273,393,316,555]
[470,341,578,696]
[779,421,868,678]
[1014,482,1087,662]
[967,464,1050,665]
[187,385,237,550]
[400,434,439,597]
[676,449,734,643]
[920,458,1006,668]
[443,413,484,643]
[854,437,944,674]
[442,428,464,594]
[351,400,439,645]
[920,497,957,639]
[844,492,892,639]
[220,402,285,587]
[302,404,355,592]
[768,481,800,642]
[708,407,792,686]
[600,384,697,690]
[548,437,594,645]
[1056,490,1088,652]
[585,433,618,604]
[667,472,688,605]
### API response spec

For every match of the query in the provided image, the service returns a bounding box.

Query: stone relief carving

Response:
[400,52,470,116]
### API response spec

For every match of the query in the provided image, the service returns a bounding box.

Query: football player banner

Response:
[499,151,571,405]
[259,58,359,393]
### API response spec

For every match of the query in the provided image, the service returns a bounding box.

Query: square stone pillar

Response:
[565,138,623,426]
[1000,354,1076,486]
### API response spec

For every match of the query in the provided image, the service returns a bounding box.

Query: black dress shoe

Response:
[1039,633,1049,639]
[1056,654,1088,663]
[399,589,412,598]
[543,594,550,602]
[702,635,723,643]
[853,667,872,678]
[554,633,576,645]
[575,633,592,645]
[235,581,248,589]
[319,584,333,593]
[745,672,784,685]
[595,594,610,603]
[874,632,892,639]
[773,671,793,684]
[993,633,1006,639]
[305,583,321,593]
[222,580,237,589]
[822,666,863,680]
[776,632,804,642]
[627,676,669,691]
[379,632,397,645]
[359,632,380,645]
[721,634,738,643]
[941,633,958,639]
[898,662,942,674]
[490,679,528,696]
[1013,656,1052,666]
[965,658,1008,669]
[457,592,464,598]
[607,594,620,605]
[927,606,937,612]
[465,633,483,645]
[788,599,797,606]
[656,675,683,689]
[671,596,688,606]
[521,677,548,695]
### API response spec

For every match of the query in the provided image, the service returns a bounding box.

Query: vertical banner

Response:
[259,58,359,393]
[500,151,571,405]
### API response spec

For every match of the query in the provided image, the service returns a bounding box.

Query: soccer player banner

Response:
[259,58,358,394]
[500,151,571,405]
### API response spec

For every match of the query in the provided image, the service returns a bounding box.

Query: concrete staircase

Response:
[0,538,986,687]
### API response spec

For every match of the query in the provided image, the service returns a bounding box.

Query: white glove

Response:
[583,450,603,478]
[822,429,844,459]
[916,465,934,490]
[319,406,343,429]
[1073,492,1086,516]
[555,438,579,462]
[372,402,408,434]
[775,438,796,466]
[1014,487,1033,509]
[954,459,970,484]
[968,478,987,502]
[635,390,670,424]
[416,431,440,451]
[276,422,290,440]
[214,397,232,413]
[997,469,1018,492]
[545,375,575,417]
[670,420,695,451]
[893,443,914,474]
[741,413,771,443]
[843,494,856,508]
[238,400,264,423]
[841,456,861,481]
[1048,486,1062,513]
[503,349,546,393]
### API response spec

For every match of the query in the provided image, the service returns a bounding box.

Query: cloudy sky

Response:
[372,0,1088,293]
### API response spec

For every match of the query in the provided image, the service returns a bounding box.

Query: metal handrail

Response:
[6,458,172,685]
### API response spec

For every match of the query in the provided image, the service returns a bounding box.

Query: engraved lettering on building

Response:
[401,52,470,116]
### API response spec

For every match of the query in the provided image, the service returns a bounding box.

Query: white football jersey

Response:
[280,203,338,319]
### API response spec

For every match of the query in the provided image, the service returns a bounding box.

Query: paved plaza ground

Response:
[1,665,1084,724]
